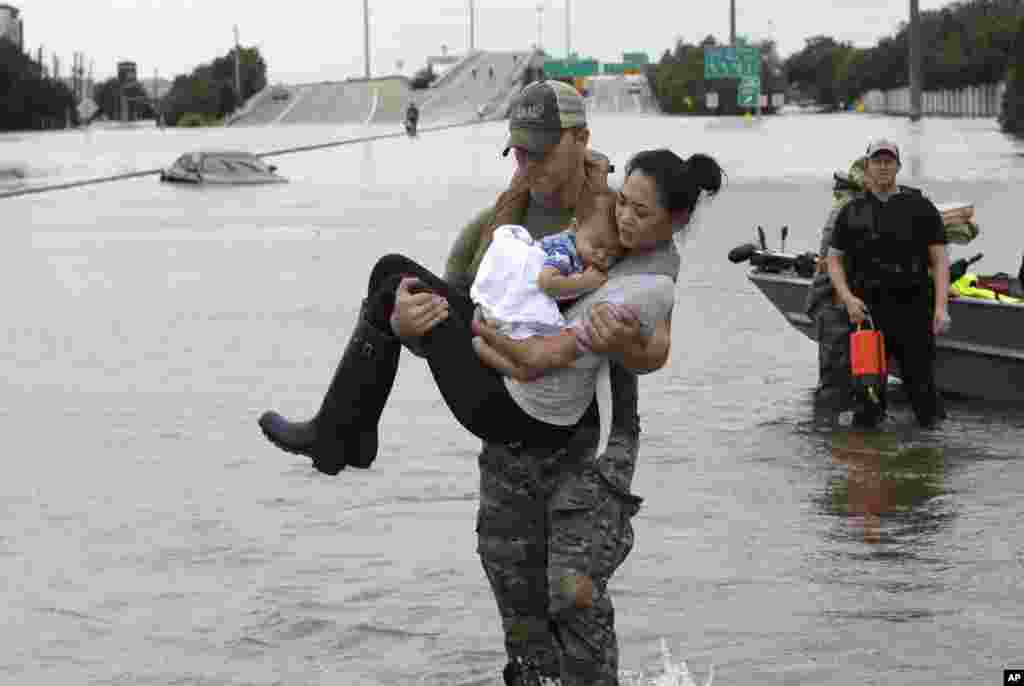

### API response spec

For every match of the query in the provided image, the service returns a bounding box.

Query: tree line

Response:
[0,37,78,131]
[646,0,1024,133]
[92,47,267,126]
[784,0,1019,109]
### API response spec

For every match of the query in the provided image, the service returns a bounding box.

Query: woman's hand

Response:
[584,303,644,355]
[390,277,449,339]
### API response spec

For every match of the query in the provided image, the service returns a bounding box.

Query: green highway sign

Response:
[544,58,599,78]
[603,63,645,75]
[737,74,761,107]
[622,52,649,65]
[703,46,760,79]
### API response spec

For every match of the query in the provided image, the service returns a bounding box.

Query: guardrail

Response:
[0,118,495,201]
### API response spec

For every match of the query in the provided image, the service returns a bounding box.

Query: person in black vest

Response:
[826,138,951,428]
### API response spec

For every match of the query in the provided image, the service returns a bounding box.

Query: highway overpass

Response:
[229,50,658,128]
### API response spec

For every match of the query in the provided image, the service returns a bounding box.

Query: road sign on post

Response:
[544,58,599,78]
[737,75,760,108]
[703,46,759,79]
[704,46,762,113]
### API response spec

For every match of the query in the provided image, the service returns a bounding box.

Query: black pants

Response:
[365,254,578,446]
[857,290,940,427]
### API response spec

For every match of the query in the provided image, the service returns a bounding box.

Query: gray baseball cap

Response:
[502,80,587,157]
[865,138,900,163]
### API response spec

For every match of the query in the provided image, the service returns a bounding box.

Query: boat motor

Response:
[949,252,983,282]
[728,241,818,277]
[728,243,759,264]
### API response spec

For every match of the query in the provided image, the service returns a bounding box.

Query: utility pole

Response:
[909,0,922,121]
[154,67,163,127]
[233,24,242,103]
[363,0,371,78]
[536,4,544,53]
[565,0,570,58]
[72,52,79,102]
[729,0,736,46]
[469,0,475,52]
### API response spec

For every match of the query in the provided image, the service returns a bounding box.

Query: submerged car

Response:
[159,151,287,185]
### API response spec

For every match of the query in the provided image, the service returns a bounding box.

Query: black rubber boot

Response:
[258,302,400,475]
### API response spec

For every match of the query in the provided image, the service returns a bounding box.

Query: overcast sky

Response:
[13,0,950,84]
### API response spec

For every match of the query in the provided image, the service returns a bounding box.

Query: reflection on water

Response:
[822,429,949,546]
[360,139,376,187]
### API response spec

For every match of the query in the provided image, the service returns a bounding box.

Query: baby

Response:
[470,191,625,376]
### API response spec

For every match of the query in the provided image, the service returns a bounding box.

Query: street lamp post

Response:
[730,0,736,46]
[469,0,475,52]
[909,0,922,121]
[536,4,544,52]
[233,25,241,102]
[565,0,570,58]
[363,0,371,79]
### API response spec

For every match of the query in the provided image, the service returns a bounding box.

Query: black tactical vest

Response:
[842,188,931,298]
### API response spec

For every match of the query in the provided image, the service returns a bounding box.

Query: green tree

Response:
[784,0,1018,109]
[0,37,78,131]
[159,46,267,126]
[92,77,152,121]
[1000,15,1024,135]
[784,36,856,108]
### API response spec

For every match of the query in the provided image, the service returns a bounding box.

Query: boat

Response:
[729,242,1024,401]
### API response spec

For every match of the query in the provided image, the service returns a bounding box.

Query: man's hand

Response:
[933,307,951,336]
[584,303,644,355]
[843,294,868,325]
[390,277,449,339]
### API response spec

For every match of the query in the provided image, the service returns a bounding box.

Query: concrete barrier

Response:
[861,81,1005,118]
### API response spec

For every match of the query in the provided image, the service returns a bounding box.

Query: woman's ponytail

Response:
[685,153,723,201]
[624,149,725,217]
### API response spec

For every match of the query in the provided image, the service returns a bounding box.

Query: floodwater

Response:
[1,113,1023,685]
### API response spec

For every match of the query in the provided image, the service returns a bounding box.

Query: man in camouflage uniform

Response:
[391,81,670,685]
[805,157,868,412]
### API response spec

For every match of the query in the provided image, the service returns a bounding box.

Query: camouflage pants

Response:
[815,302,854,411]
[476,368,642,686]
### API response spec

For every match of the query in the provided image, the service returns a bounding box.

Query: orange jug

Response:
[850,315,887,404]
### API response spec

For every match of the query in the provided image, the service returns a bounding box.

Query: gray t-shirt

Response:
[505,240,678,425]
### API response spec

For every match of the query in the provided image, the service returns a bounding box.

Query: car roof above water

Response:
[194,150,263,160]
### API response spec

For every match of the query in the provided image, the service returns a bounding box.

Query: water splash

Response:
[619,639,714,686]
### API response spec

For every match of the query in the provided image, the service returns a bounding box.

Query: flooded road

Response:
[1,113,1023,685]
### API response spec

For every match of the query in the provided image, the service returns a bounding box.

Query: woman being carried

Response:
[258,149,722,475]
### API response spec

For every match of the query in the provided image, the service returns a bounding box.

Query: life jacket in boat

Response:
[950,273,1024,303]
